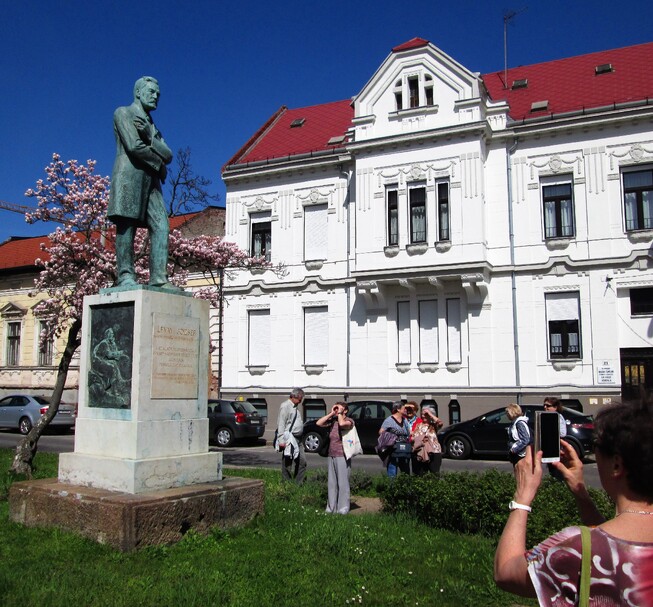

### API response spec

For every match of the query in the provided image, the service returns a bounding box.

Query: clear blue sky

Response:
[1,0,651,242]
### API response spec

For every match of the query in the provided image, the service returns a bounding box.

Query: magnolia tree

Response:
[12,154,270,476]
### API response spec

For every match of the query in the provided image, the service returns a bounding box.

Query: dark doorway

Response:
[620,348,653,400]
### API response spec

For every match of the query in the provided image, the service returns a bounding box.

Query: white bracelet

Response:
[508,501,532,512]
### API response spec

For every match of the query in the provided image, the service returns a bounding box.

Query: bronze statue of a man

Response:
[109,76,177,289]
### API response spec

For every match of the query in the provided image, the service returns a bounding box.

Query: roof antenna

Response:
[503,8,527,89]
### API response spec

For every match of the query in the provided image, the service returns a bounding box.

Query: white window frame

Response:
[304,306,328,366]
[541,176,575,239]
[397,301,411,364]
[250,211,272,261]
[545,292,581,360]
[247,308,270,367]
[622,167,653,232]
[446,298,461,363]
[303,204,328,262]
[408,183,427,244]
[418,299,438,363]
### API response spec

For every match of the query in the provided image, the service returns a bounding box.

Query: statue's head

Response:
[133,76,160,112]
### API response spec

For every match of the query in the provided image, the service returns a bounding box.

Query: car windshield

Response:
[34,396,51,405]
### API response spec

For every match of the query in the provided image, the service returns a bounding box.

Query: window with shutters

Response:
[446,299,461,363]
[304,204,327,261]
[545,292,581,359]
[248,309,270,367]
[304,306,328,367]
[418,299,438,363]
[397,301,411,364]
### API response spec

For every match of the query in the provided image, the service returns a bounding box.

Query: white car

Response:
[0,394,76,435]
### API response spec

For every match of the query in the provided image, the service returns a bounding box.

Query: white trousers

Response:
[326,456,351,515]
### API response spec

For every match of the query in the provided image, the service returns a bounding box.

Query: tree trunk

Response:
[11,318,82,477]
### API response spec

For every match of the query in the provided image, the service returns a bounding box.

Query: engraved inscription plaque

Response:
[151,313,200,399]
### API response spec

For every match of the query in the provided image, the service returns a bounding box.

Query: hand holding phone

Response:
[535,411,561,463]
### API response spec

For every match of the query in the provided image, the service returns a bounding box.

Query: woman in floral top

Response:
[411,405,444,475]
[494,398,653,606]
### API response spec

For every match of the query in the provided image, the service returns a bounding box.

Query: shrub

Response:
[379,470,614,546]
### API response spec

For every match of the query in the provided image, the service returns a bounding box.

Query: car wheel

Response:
[566,438,584,461]
[446,435,471,460]
[215,427,234,447]
[19,417,33,435]
[303,431,323,453]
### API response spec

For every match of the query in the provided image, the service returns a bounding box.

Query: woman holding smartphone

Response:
[495,397,653,606]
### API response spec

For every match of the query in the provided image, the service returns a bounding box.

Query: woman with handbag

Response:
[494,397,653,606]
[316,402,354,514]
[411,405,444,475]
[379,401,412,477]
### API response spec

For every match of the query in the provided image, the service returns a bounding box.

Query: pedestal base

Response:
[59,451,221,494]
[9,476,264,552]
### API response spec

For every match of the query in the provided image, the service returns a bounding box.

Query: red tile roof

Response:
[483,41,653,121]
[225,99,354,168]
[0,236,51,272]
[224,40,653,167]
[392,37,430,53]
[0,212,205,272]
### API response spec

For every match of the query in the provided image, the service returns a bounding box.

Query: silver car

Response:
[0,394,76,435]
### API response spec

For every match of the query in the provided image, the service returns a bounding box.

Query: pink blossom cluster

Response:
[25,153,273,350]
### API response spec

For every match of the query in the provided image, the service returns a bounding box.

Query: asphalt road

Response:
[0,429,603,489]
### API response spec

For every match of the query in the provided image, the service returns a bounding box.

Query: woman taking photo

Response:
[411,405,444,475]
[316,402,354,514]
[494,398,653,606]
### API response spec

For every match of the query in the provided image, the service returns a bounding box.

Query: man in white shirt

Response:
[276,388,306,484]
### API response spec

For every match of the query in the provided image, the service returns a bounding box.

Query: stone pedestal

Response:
[58,287,221,493]
[9,477,264,551]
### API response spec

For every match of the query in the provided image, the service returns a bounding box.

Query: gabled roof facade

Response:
[223,39,653,169]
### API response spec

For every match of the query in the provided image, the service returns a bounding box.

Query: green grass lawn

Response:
[0,450,533,607]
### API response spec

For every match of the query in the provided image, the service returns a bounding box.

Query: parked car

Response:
[437,404,594,461]
[0,394,76,435]
[208,399,266,447]
[302,400,393,453]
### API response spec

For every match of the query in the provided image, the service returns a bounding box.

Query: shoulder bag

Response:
[578,526,591,607]
[274,409,298,452]
[342,424,363,459]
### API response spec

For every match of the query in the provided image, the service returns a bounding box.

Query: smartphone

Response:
[535,411,561,463]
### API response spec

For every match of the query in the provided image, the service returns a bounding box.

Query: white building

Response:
[220,38,653,426]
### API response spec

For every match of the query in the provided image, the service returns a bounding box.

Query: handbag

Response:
[274,409,298,452]
[392,437,412,458]
[578,526,591,607]
[342,425,363,459]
